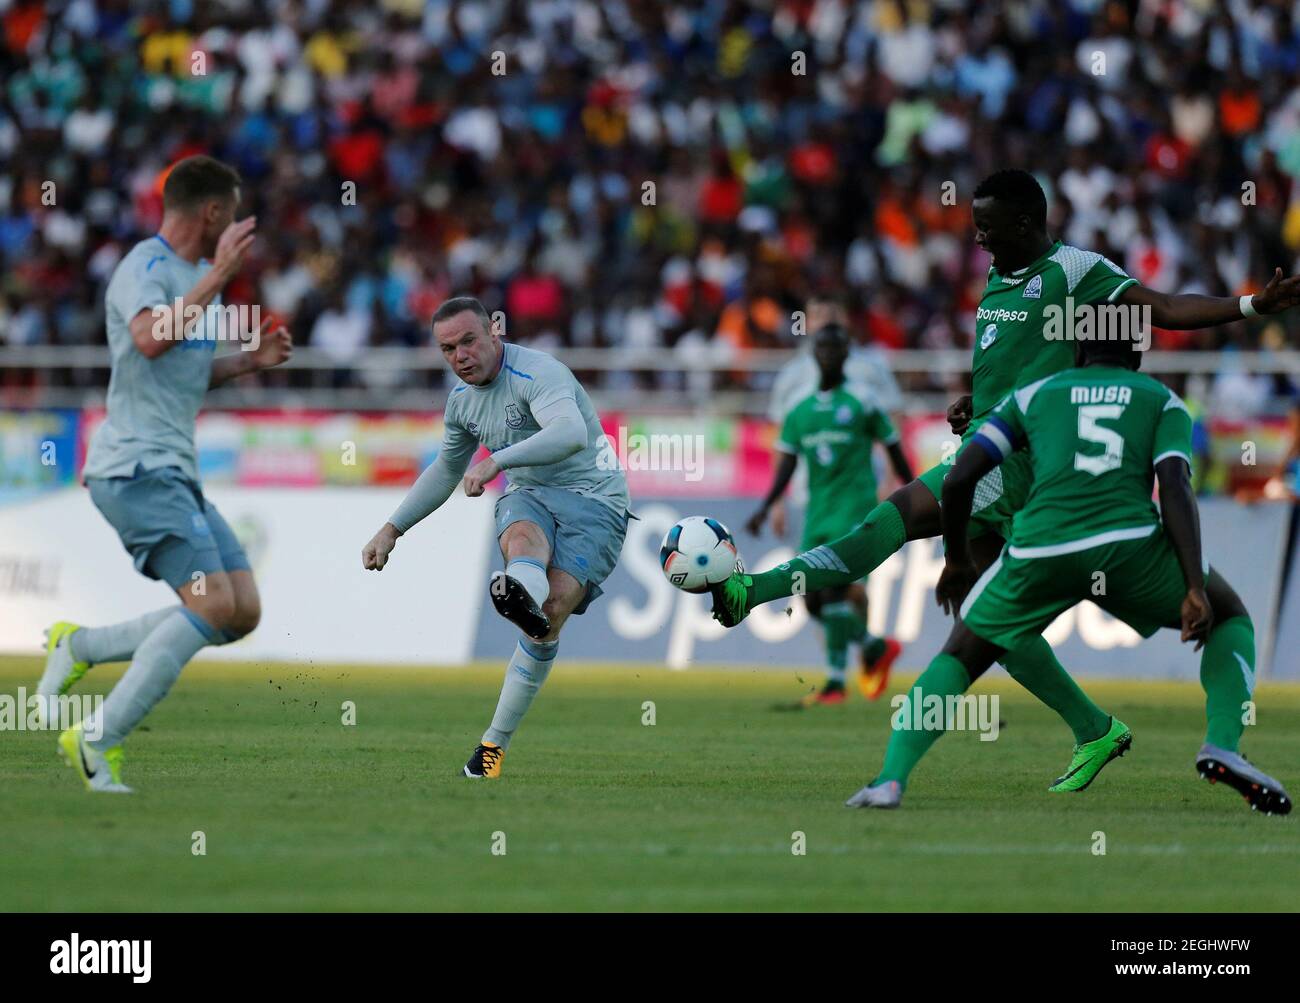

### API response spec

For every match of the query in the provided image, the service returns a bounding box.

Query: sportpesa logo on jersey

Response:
[976,306,1030,324]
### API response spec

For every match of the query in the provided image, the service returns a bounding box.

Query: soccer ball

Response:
[660,516,742,593]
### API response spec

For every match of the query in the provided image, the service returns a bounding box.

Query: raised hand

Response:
[1250,267,1300,315]
[249,316,293,370]
[213,216,257,281]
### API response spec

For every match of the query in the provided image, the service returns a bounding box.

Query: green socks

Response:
[875,652,971,790]
[999,635,1111,745]
[750,501,906,607]
[1200,615,1254,752]
[820,601,856,681]
[820,600,889,683]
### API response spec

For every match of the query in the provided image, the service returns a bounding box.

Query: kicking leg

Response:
[491,519,553,639]
[714,479,941,626]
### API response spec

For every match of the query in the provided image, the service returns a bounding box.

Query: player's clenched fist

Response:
[946,394,973,436]
[462,457,500,497]
[362,523,402,571]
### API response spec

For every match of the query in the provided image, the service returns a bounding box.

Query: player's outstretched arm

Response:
[364,424,477,570]
[1119,268,1300,330]
[129,216,258,359]
[747,451,798,535]
[1155,455,1213,648]
[885,441,914,484]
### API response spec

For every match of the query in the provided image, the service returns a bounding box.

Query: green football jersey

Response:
[971,241,1138,420]
[777,386,898,530]
[973,366,1193,556]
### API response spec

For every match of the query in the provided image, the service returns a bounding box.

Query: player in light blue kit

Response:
[362,297,631,778]
[38,155,293,792]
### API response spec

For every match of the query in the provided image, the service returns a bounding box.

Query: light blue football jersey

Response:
[442,343,630,513]
[83,235,219,483]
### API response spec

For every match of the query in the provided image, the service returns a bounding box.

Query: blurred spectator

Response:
[0,0,1297,417]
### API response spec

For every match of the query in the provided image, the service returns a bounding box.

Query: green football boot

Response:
[1048,716,1132,793]
[709,572,755,628]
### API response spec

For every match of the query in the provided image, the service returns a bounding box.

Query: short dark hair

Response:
[431,296,492,333]
[973,169,1047,228]
[813,322,850,347]
[162,155,242,211]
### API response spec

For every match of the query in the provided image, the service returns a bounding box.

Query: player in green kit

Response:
[713,169,1300,765]
[845,335,1291,813]
[747,324,913,704]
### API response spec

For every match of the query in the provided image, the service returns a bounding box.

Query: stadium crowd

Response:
[1,0,1300,412]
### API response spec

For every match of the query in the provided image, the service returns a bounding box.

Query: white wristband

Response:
[1240,294,1258,318]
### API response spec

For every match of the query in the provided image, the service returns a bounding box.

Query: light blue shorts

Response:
[494,485,629,615]
[87,465,251,591]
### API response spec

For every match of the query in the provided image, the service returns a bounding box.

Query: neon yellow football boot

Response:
[58,724,132,794]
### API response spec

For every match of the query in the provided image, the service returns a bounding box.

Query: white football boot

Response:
[1196,743,1291,815]
[845,780,903,809]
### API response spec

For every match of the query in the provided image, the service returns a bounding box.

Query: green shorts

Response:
[961,525,1196,651]
[918,425,1034,541]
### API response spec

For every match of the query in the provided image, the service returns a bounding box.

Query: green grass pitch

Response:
[1,656,1296,911]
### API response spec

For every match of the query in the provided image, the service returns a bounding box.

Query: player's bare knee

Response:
[186,591,237,631]
[500,521,548,562]
[893,480,941,540]
[942,624,1001,683]
[228,598,261,638]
